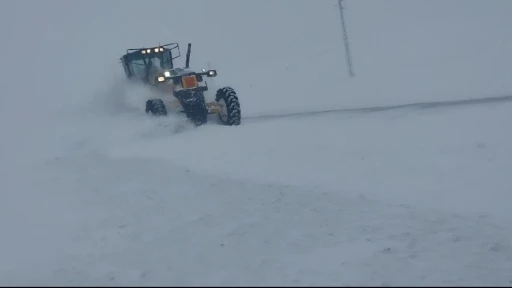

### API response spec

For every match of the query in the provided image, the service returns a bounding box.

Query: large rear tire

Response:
[145,99,168,116]
[215,87,241,126]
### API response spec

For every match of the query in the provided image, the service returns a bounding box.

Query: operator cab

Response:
[120,43,180,83]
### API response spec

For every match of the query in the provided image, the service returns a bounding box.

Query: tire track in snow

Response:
[243,94,512,122]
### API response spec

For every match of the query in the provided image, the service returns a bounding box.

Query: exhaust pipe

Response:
[185,43,191,69]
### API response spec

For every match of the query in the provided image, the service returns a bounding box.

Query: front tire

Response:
[215,87,241,126]
[145,99,168,116]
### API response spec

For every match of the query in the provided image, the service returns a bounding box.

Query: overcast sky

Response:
[1,0,511,115]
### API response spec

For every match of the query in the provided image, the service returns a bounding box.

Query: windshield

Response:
[125,50,173,79]
[147,56,165,69]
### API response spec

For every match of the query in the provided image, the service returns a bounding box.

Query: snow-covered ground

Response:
[2,85,512,286]
[1,0,512,286]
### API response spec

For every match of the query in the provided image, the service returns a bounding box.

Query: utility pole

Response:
[338,0,355,77]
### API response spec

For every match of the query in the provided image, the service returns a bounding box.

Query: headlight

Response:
[207,70,217,77]
[159,47,164,52]
[157,76,165,82]
[164,71,171,77]
[146,49,151,53]
[141,50,146,54]
[154,48,159,52]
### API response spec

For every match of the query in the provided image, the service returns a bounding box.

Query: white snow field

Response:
[2,0,512,286]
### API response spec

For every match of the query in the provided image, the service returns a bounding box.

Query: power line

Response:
[338,0,355,77]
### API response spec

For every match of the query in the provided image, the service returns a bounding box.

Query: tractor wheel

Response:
[186,99,208,126]
[215,87,241,126]
[179,91,208,126]
[145,99,168,116]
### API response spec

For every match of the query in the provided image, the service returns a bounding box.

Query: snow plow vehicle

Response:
[119,43,241,126]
